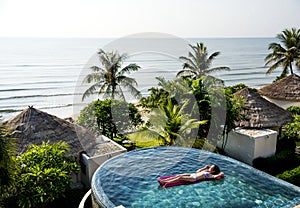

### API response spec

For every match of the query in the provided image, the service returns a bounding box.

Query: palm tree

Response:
[177,42,230,79]
[137,99,206,146]
[82,49,141,101]
[265,28,300,77]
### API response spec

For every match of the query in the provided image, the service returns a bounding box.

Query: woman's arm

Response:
[196,165,210,173]
[212,172,224,179]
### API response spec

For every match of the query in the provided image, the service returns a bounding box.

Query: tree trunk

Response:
[290,63,294,74]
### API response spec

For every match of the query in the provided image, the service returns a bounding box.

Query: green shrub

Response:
[14,141,79,208]
[76,100,100,135]
[286,106,300,115]
[283,115,300,140]
[253,149,300,175]
[77,99,144,139]
[276,139,296,152]
[276,165,300,187]
[0,125,16,199]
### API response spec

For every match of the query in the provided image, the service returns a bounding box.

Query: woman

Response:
[159,164,224,185]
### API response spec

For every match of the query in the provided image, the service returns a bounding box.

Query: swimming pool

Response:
[92,147,300,208]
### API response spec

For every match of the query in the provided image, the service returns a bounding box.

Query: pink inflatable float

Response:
[158,174,225,188]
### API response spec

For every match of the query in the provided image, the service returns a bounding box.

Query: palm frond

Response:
[119,64,140,75]
[82,49,141,101]
[179,42,227,79]
[206,66,230,73]
[207,51,221,66]
[176,69,196,78]
[81,82,101,101]
[119,77,141,98]
[179,56,198,70]
[82,72,103,84]
[266,58,285,74]
[90,66,105,72]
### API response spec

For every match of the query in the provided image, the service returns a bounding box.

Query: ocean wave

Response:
[0,80,76,87]
[0,86,75,92]
[0,93,82,101]
[0,109,21,113]
[40,103,73,110]
[9,63,83,68]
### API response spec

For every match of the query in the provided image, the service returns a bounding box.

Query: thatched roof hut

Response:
[259,74,300,101]
[234,88,292,128]
[3,106,122,158]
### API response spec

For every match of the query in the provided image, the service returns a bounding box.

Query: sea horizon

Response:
[0,37,282,121]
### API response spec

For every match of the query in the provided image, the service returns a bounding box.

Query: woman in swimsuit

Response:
[159,165,224,185]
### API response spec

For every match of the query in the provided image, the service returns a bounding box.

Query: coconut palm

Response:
[82,49,141,101]
[177,42,230,79]
[265,28,300,77]
[137,99,206,146]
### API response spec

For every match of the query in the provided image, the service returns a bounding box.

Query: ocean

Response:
[0,37,281,121]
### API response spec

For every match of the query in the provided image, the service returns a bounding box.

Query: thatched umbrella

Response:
[259,74,300,101]
[234,88,292,128]
[3,106,97,158]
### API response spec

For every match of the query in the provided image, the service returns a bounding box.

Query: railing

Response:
[79,189,91,208]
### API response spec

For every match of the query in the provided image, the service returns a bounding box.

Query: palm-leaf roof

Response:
[234,88,292,128]
[259,74,300,101]
[3,107,123,158]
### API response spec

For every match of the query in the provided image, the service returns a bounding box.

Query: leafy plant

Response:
[0,125,16,200]
[253,149,300,175]
[137,99,206,146]
[14,141,79,208]
[77,99,143,139]
[220,86,246,149]
[138,87,169,109]
[76,101,100,135]
[276,165,300,186]
[283,115,300,140]
[286,106,300,115]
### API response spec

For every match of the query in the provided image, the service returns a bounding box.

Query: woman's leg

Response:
[159,175,183,184]
[160,174,195,184]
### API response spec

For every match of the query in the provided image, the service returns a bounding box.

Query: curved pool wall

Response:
[92,147,300,208]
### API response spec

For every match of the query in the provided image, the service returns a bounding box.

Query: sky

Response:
[0,0,299,38]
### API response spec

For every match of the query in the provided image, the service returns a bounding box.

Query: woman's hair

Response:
[212,165,220,175]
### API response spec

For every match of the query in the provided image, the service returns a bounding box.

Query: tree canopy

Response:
[265,28,300,78]
[82,49,141,101]
[14,141,79,208]
[177,42,230,79]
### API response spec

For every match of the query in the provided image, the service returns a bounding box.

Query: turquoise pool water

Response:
[92,147,300,208]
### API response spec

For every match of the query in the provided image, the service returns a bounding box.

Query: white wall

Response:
[218,128,277,165]
[80,138,127,186]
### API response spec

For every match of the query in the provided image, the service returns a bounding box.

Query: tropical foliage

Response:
[0,125,15,199]
[77,99,143,139]
[76,101,100,135]
[286,105,300,115]
[265,28,300,78]
[283,106,300,140]
[276,165,300,187]
[137,99,205,146]
[177,42,230,79]
[139,86,169,109]
[14,141,79,208]
[82,49,141,101]
[138,76,244,146]
[220,86,246,149]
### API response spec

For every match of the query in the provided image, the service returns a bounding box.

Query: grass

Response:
[126,132,160,148]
